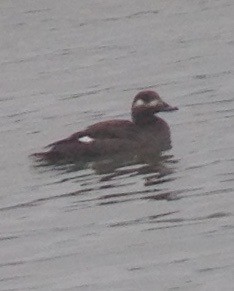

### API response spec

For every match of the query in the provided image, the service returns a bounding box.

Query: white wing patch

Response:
[78,136,95,143]
[134,99,145,107]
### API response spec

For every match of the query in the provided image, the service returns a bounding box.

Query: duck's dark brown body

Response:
[33,90,178,162]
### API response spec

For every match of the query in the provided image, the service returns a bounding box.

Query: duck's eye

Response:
[134,99,145,107]
[149,99,160,106]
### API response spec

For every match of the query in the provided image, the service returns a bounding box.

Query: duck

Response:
[32,90,178,163]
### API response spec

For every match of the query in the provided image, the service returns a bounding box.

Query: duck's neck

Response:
[132,111,157,126]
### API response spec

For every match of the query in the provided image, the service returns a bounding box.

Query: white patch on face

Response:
[149,99,160,107]
[78,136,95,143]
[134,99,145,107]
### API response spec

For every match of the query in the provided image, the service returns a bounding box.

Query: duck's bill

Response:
[160,101,178,112]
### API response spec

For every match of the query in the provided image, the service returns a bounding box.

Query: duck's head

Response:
[131,90,178,124]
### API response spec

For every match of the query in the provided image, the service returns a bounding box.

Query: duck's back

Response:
[34,120,139,161]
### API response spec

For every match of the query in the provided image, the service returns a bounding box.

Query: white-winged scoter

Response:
[33,90,178,162]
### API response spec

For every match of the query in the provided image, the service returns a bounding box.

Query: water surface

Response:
[1,0,234,290]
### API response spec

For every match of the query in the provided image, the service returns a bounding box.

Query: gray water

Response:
[1,0,234,290]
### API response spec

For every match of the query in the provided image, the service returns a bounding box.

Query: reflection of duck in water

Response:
[32,90,178,164]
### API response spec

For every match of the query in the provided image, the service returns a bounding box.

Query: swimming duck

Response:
[33,90,178,162]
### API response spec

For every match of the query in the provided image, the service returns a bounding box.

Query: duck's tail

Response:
[30,151,61,161]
